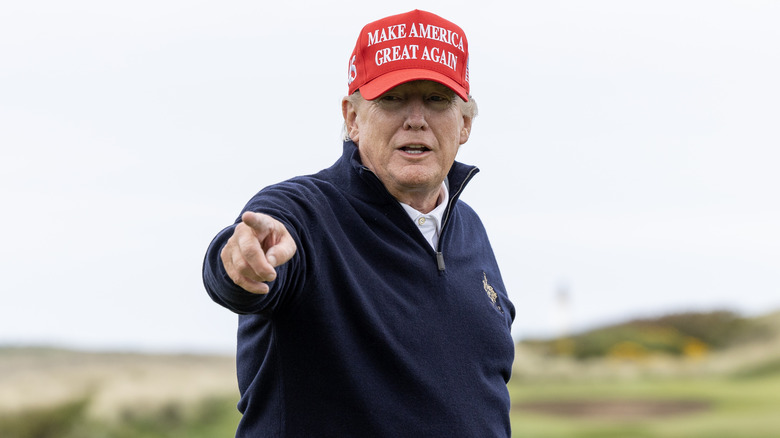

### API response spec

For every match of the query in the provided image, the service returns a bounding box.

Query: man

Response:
[203,9,515,437]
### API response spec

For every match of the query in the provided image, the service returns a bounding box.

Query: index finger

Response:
[241,211,274,233]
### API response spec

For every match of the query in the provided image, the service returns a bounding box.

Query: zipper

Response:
[436,252,446,271]
[359,165,479,272]
[435,166,479,271]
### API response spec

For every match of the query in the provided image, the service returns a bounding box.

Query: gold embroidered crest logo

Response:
[482,272,503,313]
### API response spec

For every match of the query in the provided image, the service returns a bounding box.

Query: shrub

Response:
[0,397,89,438]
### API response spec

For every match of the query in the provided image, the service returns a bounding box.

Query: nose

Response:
[403,99,428,131]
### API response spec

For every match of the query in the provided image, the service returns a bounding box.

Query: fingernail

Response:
[267,255,277,266]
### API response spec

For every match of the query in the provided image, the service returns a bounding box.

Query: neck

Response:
[393,183,445,214]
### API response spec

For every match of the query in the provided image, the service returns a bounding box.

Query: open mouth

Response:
[400,145,431,155]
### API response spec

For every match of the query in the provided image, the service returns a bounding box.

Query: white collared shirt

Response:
[399,180,450,250]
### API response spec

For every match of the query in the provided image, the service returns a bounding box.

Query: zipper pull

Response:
[436,252,446,271]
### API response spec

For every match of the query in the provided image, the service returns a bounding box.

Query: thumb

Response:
[265,235,296,267]
[241,211,297,268]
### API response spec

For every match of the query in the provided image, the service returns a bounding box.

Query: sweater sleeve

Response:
[202,224,256,314]
[202,209,306,316]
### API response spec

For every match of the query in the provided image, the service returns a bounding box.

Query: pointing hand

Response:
[220,212,297,294]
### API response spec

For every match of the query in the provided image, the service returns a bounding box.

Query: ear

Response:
[459,114,472,145]
[342,97,360,143]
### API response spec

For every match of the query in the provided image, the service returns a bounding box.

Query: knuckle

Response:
[243,245,261,261]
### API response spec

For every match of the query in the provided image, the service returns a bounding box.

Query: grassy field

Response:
[1,311,779,437]
[509,372,780,438]
[0,348,241,438]
[2,349,779,438]
[508,310,780,437]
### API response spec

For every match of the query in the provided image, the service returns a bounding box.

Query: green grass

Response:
[5,375,779,438]
[508,373,780,438]
[0,396,241,438]
[0,397,90,438]
[2,341,780,437]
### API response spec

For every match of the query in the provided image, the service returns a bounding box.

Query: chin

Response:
[394,167,441,184]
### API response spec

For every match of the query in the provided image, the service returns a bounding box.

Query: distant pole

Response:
[551,280,574,356]
[554,280,571,339]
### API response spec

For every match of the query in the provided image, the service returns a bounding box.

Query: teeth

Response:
[402,145,427,154]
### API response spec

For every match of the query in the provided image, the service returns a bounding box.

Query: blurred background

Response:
[1,1,778,437]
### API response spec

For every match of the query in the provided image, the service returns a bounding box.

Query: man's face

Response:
[343,80,472,209]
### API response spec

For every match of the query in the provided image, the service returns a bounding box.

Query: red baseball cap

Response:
[347,10,470,101]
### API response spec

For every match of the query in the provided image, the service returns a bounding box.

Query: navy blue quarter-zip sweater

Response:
[203,140,515,437]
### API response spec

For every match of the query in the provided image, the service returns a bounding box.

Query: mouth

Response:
[399,144,431,155]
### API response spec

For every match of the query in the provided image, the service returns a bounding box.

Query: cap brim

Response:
[358,69,469,102]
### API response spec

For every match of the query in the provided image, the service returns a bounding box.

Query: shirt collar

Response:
[399,180,450,249]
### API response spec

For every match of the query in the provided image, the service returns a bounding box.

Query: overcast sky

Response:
[2,0,778,353]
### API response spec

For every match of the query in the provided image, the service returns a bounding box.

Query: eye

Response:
[426,93,453,107]
[379,94,403,102]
